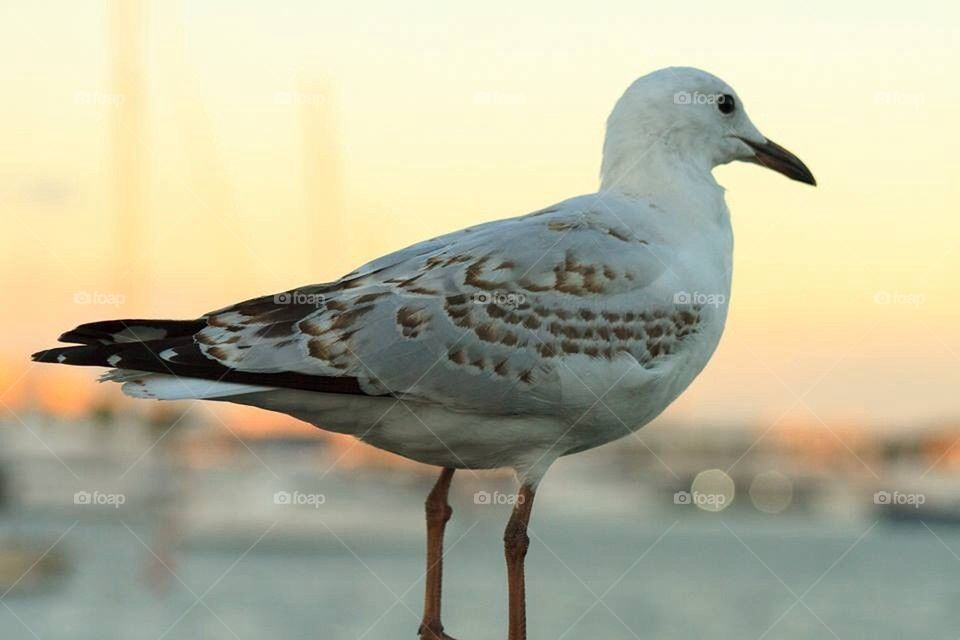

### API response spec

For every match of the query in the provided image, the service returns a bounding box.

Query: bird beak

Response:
[738,137,816,186]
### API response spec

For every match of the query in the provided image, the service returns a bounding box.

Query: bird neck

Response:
[600,128,718,188]
[599,143,726,223]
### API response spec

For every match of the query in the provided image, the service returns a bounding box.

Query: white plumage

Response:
[35,67,815,486]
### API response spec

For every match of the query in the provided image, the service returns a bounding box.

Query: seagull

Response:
[34,67,815,640]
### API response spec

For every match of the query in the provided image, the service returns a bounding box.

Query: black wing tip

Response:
[31,343,375,396]
[32,347,74,364]
[32,345,115,367]
[57,330,93,345]
[33,330,379,397]
[57,319,129,345]
[57,318,207,346]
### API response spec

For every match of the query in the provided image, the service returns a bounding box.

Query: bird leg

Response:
[419,467,456,640]
[504,483,536,640]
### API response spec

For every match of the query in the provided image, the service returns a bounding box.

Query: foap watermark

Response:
[873,291,925,306]
[874,490,926,509]
[673,291,726,308]
[74,490,126,509]
[273,490,326,508]
[673,490,728,509]
[74,291,125,307]
[673,91,730,107]
[474,490,525,506]
[471,291,527,308]
[273,291,327,308]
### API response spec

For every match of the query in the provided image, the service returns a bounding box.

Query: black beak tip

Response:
[796,167,817,187]
[740,137,817,188]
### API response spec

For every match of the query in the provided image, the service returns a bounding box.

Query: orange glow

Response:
[1,1,957,432]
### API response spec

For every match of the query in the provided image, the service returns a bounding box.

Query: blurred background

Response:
[1,0,958,638]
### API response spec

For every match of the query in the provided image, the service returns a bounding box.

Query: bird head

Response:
[601,67,815,193]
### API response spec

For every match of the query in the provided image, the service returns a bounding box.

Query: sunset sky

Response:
[1,0,957,431]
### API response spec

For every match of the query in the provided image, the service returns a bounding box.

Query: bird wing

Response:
[36,194,710,415]
[186,194,706,413]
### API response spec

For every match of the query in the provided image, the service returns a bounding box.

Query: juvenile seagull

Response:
[34,67,814,640]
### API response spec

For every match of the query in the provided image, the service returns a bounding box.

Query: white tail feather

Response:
[113,371,273,400]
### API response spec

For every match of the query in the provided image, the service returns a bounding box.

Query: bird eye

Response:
[717,94,735,115]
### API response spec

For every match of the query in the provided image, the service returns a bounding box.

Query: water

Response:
[0,422,954,639]
[2,496,958,639]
